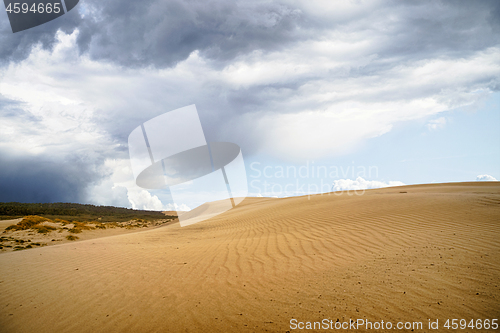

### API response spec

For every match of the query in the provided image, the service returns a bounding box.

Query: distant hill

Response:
[0,202,173,222]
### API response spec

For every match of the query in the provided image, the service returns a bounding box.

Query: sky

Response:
[0,0,499,211]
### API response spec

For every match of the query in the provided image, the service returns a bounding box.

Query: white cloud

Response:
[165,203,191,212]
[476,174,498,181]
[0,32,113,157]
[427,117,446,131]
[85,158,192,211]
[90,179,192,212]
[219,43,499,159]
[2,30,499,164]
[332,177,405,191]
[128,188,182,211]
[89,181,130,208]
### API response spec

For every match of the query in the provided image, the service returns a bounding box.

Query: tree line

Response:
[0,202,168,221]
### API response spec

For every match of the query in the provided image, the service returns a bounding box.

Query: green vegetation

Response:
[0,202,173,222]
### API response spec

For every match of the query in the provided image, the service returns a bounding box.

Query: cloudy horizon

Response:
[1,0,499,210]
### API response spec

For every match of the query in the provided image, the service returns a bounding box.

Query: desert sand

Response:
[0,182,499,332]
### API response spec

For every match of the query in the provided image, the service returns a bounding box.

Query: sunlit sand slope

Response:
[0,182,499,332]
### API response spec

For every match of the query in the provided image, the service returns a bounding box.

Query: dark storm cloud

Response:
[74,0,305,68]
[1,0,499,68]
[0,0,306,67]
[0,94,108,204]
[0,150,101,203]
[373,0,500,60]
[0,7,81,65]
[71,0,500,68]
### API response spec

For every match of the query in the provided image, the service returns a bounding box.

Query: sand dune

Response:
[0,182,499,332]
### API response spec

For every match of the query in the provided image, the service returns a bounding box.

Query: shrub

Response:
[66,235,79,241]
[68,228,82,234]
[33,225,57,234]
[74,222,90,228]
[5,215,53,231]
[72,222,92,231]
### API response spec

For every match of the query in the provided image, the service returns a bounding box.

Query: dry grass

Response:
[72,222,92,230]
[92,222,106,229]
[33,225,57,234]
[68,222,93,234]
[5,215,52,231]
[54,218,71,225]
[106,222,120,228]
